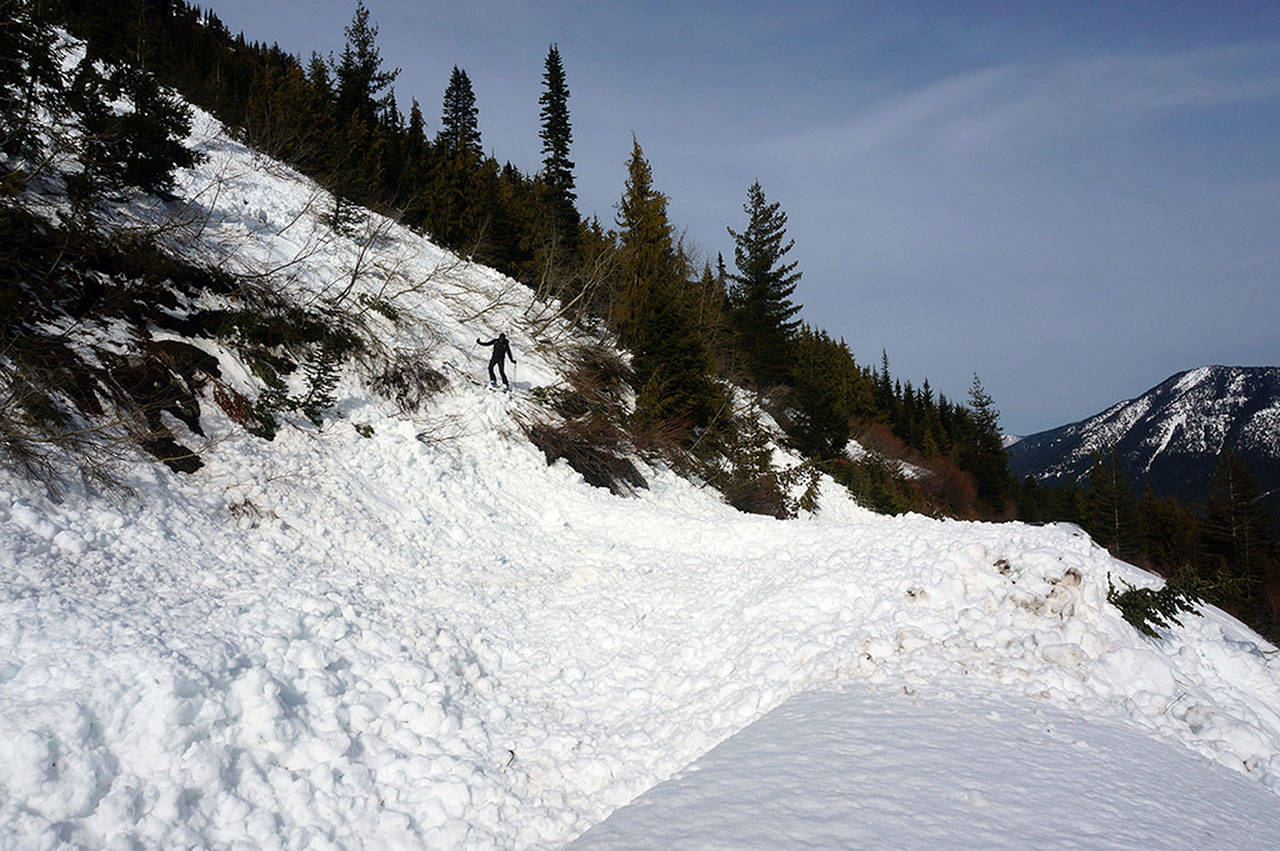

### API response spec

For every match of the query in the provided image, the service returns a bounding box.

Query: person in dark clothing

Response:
[477,333,516,389]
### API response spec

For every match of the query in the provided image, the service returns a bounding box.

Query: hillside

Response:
[4,81,1280,848]
[1009,366,1280,522]
[4,13,1280,845]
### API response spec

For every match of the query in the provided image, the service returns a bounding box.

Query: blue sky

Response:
[205,0,1280,434]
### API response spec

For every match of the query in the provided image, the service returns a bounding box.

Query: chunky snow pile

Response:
[4,109,1280,848]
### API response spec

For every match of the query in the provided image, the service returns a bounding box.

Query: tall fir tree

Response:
[537,43,577,244]
[614,138,718,435]
[1085,452,1136,555]
[962,372,1010,511]
[405,97,428,161]
[1,0,65,160]
[726,180,802,387]
[332,0,399,129]
[789,325,855,460]
[1202,449,1277,631]
[438,65,480,157]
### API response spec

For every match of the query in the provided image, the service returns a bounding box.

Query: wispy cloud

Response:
[755,41,1280,160]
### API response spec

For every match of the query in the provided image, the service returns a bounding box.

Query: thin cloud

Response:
[751,41,1280,161]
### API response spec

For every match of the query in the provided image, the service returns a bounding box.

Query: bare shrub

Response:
[844,420,987,518]
[524,239,618,342]
[722,470,790,518]
[851,421,913,460]
[518,413,647,496]
[563,342,633,391]
[538,342,633,421]
[630,414,696,458]
[919,455,982,519]
[0,347,156,496]
[368,351,448,415]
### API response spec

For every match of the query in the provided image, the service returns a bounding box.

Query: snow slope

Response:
[4,107,1280,848]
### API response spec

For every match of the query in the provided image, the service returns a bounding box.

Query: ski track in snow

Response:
[4,106,1280,849]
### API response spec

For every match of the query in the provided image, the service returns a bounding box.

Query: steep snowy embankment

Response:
[4,107,1280,849]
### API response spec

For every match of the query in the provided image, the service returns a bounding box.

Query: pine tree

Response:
[333,0,399,129]
[614,138,718,435]
[726,180,802,387]
[399,96,431,218]
[63,55,198,211]
[538,43,577,243]
[876,349,894,415]
[789,325,855,460]
[1202,450,1276,630]
[1085,452,1137,555]
[613,137,674,350]
[1,0,65,160]
[112,63,200,196]
[963,372,1010,511]
[438,66,481,157]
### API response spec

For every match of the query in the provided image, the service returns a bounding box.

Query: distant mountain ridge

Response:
[1009,366,1280,519]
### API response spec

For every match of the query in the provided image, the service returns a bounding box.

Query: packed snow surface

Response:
[4,104,1280,849]
[574,684,1280,848]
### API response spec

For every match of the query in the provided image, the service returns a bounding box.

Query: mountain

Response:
[1009,366,1280,519]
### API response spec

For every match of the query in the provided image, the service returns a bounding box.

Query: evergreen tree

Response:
[63,55,198,210]
[111,63,199,196]
[1202,450,1277,630]
[1084,451,1136,555]
[1,0,65,160]
[726,180,802,387]
[438,65,480,157]
[404,96,428,169]
[613,137,674,350]
[399,96,431,216]
[962,372,1010,511]
[332,0,399,129]
[614,138,718,435]
[876,349,894,415]
[789,326,855,460]
[1139,483,1200,574]
[537,43,577,243]
[692,261,727,350]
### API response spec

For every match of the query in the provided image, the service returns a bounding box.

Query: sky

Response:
[203,0,1280,434]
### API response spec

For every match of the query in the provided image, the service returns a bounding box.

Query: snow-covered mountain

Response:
[1009,366,1280,513]
[5,85,1280,847]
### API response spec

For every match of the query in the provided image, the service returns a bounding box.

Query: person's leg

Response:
[497,361,508,388]
[488,361,498,384]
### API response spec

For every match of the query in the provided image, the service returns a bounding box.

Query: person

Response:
[476,332,516,390]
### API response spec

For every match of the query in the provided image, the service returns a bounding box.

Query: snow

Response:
[4,102,1280,849]
[1174,366,1214,395]
[573,683,1280,848]
[845,438,929,480]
